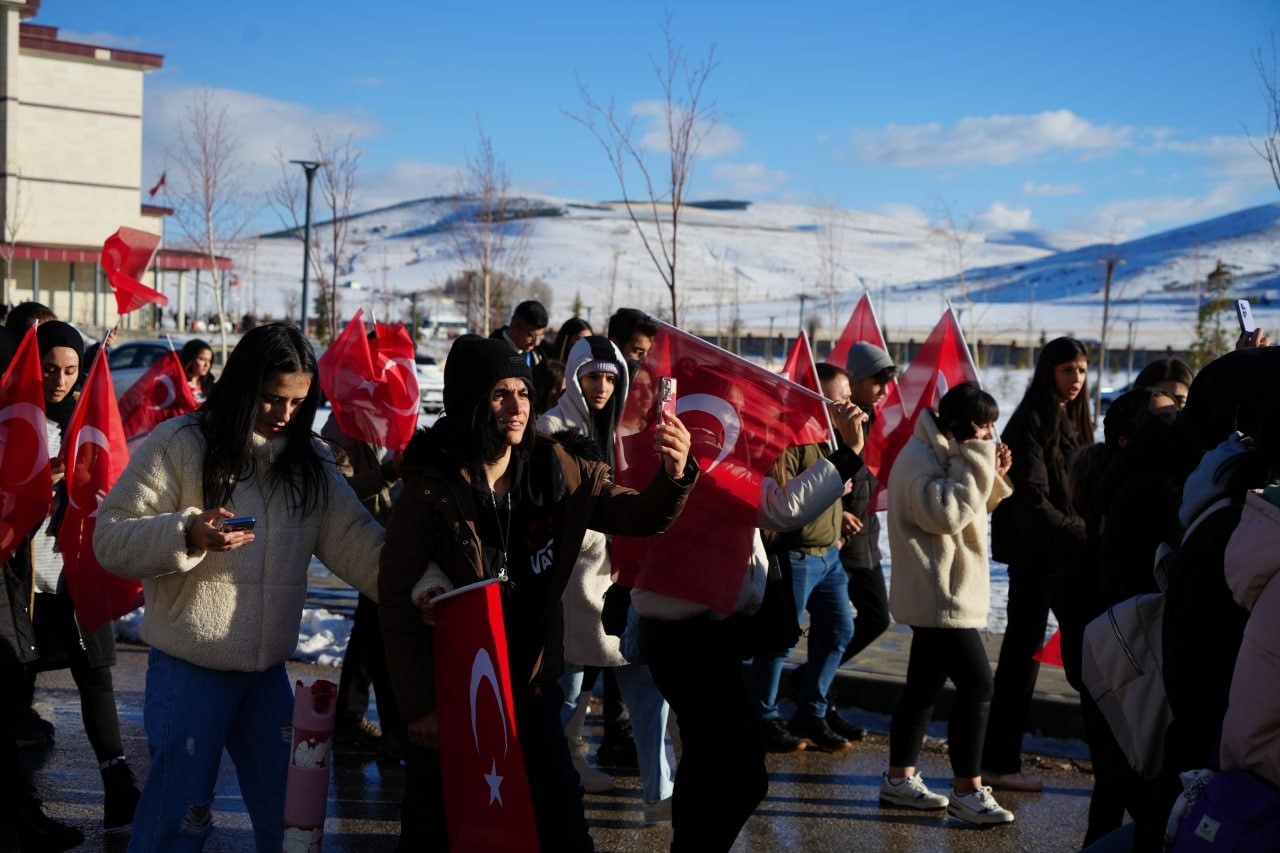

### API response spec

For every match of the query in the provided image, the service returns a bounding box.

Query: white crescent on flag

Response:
[148,375,177,410]
[676,393,741,471]
[68,426,112,512]
[0,402,50,484]
[469,648,510,807]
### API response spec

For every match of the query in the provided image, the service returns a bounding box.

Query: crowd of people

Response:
[1,295,1277,853]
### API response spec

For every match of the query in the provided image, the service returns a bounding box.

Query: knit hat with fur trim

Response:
[443,334,532,420]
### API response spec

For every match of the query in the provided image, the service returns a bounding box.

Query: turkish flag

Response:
[865,307,978,512]
[433,579,540,852]
[0,326,52,566]
[147,171,166,198]
[317,309,420,452]
[57,353,141,631]
[102,227,168,315]
[827,292,888,369]
[781,329,835,446]
[1033,629,1065,667]
[117,350,199,443]
[612,321,832,615]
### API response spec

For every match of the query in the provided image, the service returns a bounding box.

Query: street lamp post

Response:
[290,159,326,338]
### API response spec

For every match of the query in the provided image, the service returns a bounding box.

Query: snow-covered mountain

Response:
[236,195,1280,350]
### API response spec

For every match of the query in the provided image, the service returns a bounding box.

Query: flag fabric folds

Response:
[101,227,168,315]
[433,579,540,852]
[1033,629,1065,667]
[57,352,141,631]
[0,326,52,566]
[117,350,199,443]
[826,292,888,369]
[612,321,831,615]
[781,329,835,446]
[864,306,978,511]
[317,309,420,453]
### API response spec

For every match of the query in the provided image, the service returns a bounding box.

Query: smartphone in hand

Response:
[656,376,678,422]
[1237,299,1257,342]
[219,516,256,533]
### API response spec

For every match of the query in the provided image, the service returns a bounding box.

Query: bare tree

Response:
[0,168,29,308]
[569,15,717,326]
[168,90,251,362]
[268,132,361,343]
[1247,34,1280,195]
[449,124,528,336]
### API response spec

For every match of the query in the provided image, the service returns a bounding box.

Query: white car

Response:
[415,352,445,412]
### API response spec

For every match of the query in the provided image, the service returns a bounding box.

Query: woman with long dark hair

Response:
[179,338,215,403]
[378,334,695,850]
[982,337,1091,791]
[95,322,384,851]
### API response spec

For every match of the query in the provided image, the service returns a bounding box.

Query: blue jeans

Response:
[559,661,673,803]
[753,546,854,719]
[129,649,292,853]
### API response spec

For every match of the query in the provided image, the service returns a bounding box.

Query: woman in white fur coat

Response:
[94,323,384,852]
[879,382,1017,826]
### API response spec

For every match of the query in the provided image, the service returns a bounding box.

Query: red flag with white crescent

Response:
[433,579,540,851]
[57,352,142,631]
[865,306,978,512]
[102,227,168,315]
[827,292,888,369]
[117,350,199,443]
[317,309,420,452]
[612,321,832,615]
[0,326,52,566]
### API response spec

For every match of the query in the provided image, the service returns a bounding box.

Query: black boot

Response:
[11,788,84,852]
[101,760,140,832]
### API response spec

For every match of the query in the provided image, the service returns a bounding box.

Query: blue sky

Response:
[45,0,1280,240]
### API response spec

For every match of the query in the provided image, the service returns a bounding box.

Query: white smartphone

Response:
[1236,299,1257,340]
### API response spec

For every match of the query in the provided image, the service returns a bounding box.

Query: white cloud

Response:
[1149,135,1273,181]
[57,29,147,50]
[1067,182,1246,240]
[876,203,932,228]
[632,100,743,157]
[358,160,463,211]
[846,110,1132,168]
[708,162,787,197]
[973,201,1035,232]
[1022,180,1082,197]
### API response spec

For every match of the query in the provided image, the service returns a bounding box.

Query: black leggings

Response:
[889,627,993,779]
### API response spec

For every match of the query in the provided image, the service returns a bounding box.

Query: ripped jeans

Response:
[128,649,292,852]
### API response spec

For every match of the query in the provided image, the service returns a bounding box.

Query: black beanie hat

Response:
[444,334,533,420]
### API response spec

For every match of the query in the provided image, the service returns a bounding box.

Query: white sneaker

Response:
[947,786,1015,825]
[879,772,949,810]
[569,738,615,793]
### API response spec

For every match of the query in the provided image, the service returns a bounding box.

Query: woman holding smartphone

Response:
[378,334,696,851]
[95,323,385,852]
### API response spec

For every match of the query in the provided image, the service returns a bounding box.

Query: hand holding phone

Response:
[219,516,257,533]
[656,376,678,423]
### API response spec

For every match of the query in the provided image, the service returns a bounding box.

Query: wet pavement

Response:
[22,639,1096,852]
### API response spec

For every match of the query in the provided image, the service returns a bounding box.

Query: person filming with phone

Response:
[94,323,386,852]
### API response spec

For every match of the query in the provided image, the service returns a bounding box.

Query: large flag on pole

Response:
[118,350,199,443]
[865,306,979,511]
[0,326,51,566]
[57,352,141,631]
[102,227,167,315]
[433,579,540,852]
[827,292,888,369]
[317,309,420,453]
[613,321,832,615]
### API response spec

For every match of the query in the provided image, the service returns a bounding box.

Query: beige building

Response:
[0,0,227,332]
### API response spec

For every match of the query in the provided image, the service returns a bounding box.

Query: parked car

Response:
[1097,382,1132,415]
[416,352,445,412]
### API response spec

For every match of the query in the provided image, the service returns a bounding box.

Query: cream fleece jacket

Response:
[886,412,1012,630]
[94,414,384,672]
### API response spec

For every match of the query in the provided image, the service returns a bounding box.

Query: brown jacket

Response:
[379,425,695,724]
